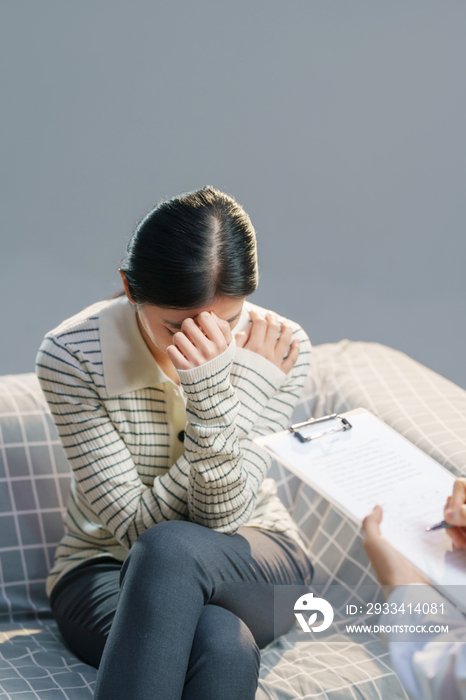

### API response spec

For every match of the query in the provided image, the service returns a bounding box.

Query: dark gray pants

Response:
[50,521,314,700]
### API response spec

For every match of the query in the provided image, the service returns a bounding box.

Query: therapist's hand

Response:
[234,309,300,375]
[362,505,427,597]
[444,479,466,549]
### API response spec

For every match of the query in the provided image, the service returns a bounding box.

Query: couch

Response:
[1,339,466,699]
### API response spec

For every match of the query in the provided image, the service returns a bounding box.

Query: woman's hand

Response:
[234,309,300,375]
[166,311,232,371]
[362,505,427,597]
[444,479,466,549]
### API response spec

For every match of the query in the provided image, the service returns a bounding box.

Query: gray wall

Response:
[2,1,465,389]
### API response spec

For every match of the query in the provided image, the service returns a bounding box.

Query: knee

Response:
[194,605,261,672]
[120,520,208,583]
[136,520,208,561]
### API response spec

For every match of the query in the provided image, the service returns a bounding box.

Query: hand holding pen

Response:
[427,479,466,549]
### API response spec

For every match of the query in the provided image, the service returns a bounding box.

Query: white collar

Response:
[98,294,253,397]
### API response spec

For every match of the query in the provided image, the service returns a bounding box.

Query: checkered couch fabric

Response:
[1,339,466,699]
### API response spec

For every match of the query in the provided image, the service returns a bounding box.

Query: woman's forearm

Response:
[176,328,312,532]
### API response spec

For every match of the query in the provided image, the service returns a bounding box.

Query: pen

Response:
[425,520,455,531]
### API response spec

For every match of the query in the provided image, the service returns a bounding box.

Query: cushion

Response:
[0,621,95,698]
[0,374,71,621]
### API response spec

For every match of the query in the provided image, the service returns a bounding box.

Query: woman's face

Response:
[120,271,245,357]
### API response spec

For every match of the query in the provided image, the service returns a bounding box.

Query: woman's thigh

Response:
[235,525,313,587]
[117,522,314,649]
[50,524,313,665]
[50,557,122,668]
[210,526,313,647]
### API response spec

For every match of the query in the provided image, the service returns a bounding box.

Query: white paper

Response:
[257,410,466,609]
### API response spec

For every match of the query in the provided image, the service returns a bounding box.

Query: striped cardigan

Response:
[36,295,312,596]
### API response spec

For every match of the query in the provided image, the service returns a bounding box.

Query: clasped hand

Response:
[166,308,300,374]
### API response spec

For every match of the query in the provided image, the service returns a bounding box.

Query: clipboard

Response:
[254,407,466,612]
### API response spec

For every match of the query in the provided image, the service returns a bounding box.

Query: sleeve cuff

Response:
[233,346,288,396]
[175,337,236,394]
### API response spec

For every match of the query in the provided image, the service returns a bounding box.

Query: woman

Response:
[362,482,466,700]
[36,185,314,700]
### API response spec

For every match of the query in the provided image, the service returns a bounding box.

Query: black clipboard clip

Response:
[289,413,352,443]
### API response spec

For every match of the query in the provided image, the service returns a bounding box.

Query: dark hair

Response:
[112,185,259,308]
